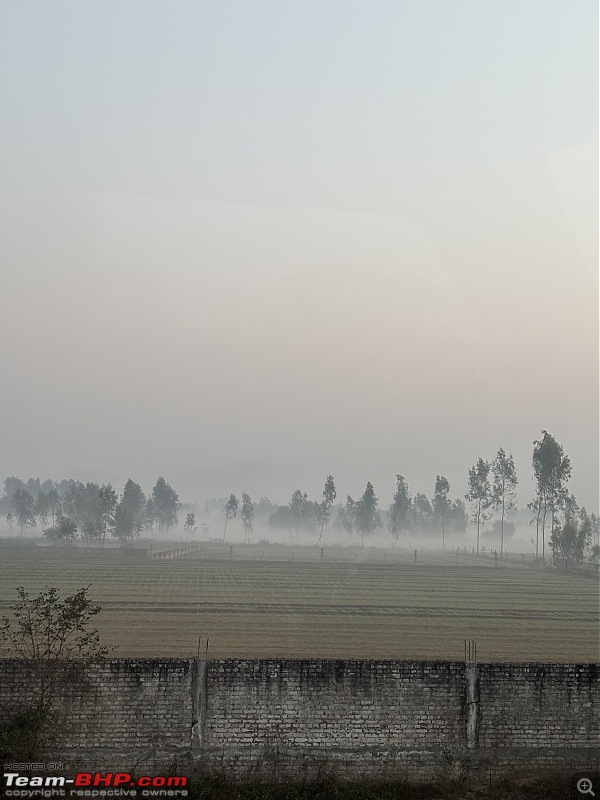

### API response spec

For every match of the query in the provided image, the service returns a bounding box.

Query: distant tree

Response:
[268,505,295,530]
[550,508,592,566]
[151,477,180,532]
[35,491,52,532]
[256,497,273,517]
[315,502,328,541]
[588,514,600,564]
[81,483,102,543]
[43,515,78,545]
[590,513,600,554]
[562,492,580,524]
[97,484,117,547]
[61,482,101,543]
[223,494,238,540]
[47,488,61,528]
[25,478,41,499]
[354,482,382,546]
[388,474,411,544]
[491,449,518,558]
[113,479,147,543]
[144,496,157,531]
[184,512,197,538]
[1,478,37,515]
[289,490,308,538]
[447,499,468,535]
[526,494,542,555]
[59,514,78,544]
[10,489,36,537]
[240,493,254,543]
[432,475,451,547]
[55,478,76,497]
[323,475,337,508]
[1,478,37,518]
[531,431,571,560]
[3,477,26,507]
[113,498,133,542]
[317,475,337,543]
[335,496,356,538]
[40,479,54,495]
[465,458,492,555]
[411,493,433,533]
[304,500,320,531]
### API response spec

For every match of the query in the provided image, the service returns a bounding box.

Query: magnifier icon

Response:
[578,778,596,796]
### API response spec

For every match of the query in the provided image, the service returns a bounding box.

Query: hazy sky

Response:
[0,1,597,510]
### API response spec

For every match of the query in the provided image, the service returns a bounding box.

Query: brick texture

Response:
[0,659,597,781]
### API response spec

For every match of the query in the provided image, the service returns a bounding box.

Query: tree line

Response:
[3,476,180,545]
[201,432,598,564]
[2,431,598,563]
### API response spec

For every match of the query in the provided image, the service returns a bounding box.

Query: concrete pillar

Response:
[465,663,480,749]
[191,658,208,752]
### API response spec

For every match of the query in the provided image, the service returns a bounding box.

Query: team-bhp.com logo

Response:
[3,771,188,798]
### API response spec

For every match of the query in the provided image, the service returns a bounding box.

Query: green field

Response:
[0,541,597,662]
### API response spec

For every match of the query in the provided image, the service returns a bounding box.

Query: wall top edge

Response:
[0,657,597,669]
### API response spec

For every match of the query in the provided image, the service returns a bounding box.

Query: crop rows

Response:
[0,543,596,662]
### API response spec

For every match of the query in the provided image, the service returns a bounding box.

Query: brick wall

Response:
[0,659,597,781]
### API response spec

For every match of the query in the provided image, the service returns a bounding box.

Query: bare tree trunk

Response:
[541,497,548,560]
[535,499,542,559]
[317,519,325,543]
[500,496,505,559]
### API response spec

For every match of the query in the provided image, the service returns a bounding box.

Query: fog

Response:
[0,1,597,513]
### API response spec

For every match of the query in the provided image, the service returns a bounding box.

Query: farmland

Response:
[0,540,597,662]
